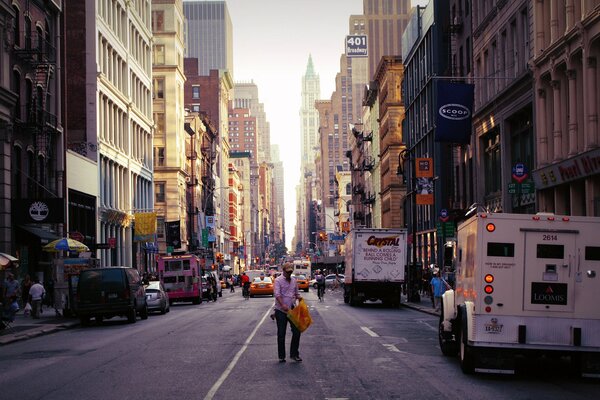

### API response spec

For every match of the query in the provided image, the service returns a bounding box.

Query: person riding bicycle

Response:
[241,272,250,298]
[315,270,325,300]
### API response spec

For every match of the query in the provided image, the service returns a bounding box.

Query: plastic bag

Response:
[24,302,32,316]
[287,298,312,333]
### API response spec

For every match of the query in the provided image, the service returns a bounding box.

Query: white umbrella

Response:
[0,252,18,267]
[222,265,231,271]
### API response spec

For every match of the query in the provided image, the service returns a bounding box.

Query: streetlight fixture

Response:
[397,146,421,302]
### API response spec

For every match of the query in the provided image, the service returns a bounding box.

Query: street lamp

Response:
[397,146,421,302]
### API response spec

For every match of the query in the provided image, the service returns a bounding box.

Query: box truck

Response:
[439,212,600,376]
[343,228,407,307]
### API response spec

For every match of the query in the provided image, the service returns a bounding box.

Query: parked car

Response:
[311,274,345,288]
[294,274,309,292]
[249,276,274,297]
[145,281,170,314]
[77,267,148,325]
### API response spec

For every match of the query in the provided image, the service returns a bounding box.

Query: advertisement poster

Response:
[415,158,434,205]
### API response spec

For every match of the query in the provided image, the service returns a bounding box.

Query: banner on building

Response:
[341,221,351,233]
[165,220,181,249]
[435,81,474,144]
[415,158,434,205]
[205,215,216,242]
[133,212,157,242]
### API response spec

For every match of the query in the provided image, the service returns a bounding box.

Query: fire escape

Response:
[13,26,58,197]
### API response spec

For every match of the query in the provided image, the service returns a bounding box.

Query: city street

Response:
[0,289,597,400]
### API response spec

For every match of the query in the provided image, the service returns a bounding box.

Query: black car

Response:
[77,267,148,325]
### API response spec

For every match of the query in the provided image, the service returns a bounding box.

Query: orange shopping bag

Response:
[287,298,312,332]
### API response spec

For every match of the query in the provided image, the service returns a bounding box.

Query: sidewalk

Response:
[401,292,440,317]
[0,306,79,345]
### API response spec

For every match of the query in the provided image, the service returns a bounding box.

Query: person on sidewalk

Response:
[430,267,450,311]
[2,273,20,308]
[274,263,303,363]
[21,275,32,309]
[29,278,45,319]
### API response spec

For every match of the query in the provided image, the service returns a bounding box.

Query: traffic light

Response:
[216,252,224,263]
[318,231,327,241]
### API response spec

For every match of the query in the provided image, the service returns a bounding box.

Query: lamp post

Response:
[398,147,421,302]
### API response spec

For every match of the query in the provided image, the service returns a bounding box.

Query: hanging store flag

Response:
[205,215,216,242]
[435,81,474,144]
[133,212,157,242]
[415,158,434,205]
[165,220,181,248]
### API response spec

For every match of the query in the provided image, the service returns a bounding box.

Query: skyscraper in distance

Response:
[183,0,234,76]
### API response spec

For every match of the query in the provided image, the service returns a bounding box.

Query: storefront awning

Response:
[18,225,60,244]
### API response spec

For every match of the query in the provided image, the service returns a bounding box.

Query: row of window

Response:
[98,0,127,49]
[486,242,600,261]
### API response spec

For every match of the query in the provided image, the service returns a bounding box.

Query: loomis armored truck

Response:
[439,212,600,376]
[344,228,407,308]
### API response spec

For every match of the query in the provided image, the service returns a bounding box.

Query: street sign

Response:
[436,222,455,237]
[439,209,449,222]
[96,243,110,249]
[166,246,174,254]
[521,182,535,194]
[512,162,529,183]
[70,231,84,242]
[345,35,367,57]
[508,183,517,194]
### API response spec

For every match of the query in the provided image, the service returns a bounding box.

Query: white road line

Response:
[361,326,379,337]
[382,343,404,353]
[204,308,271,400]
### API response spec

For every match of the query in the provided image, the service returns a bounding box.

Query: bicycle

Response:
[317,283,325,302]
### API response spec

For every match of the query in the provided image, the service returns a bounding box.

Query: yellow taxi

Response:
[249,276,274,297]
[294,274,309,292]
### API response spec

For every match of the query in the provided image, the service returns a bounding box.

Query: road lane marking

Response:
[204,307,271,400]
[361,326,379,337]
[382,343,405,353]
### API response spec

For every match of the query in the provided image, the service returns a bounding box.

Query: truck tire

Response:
[127,307,137,324]
[343,287,350,303]
[349,289,360,307]
[459,313,475,374]
[140,303,149,320]
[439,309,459,356]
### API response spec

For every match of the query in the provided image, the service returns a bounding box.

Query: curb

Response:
[401,301,440,317]
[0,320,79,346]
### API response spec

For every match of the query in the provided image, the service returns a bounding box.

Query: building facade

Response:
[227,106,257,155]
[531,1,600,216]
[233,81,270,163]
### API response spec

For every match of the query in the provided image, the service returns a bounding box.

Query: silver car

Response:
[145,281,170,314]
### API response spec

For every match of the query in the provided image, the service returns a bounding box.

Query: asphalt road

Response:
[0,288,597,400]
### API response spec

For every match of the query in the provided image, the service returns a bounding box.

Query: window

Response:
[153,45,165,65]
[537,244,564,259]
[154,147,165,166]
[153,78,164,99]
[152,10,164,31]
[157,217,165,238]
[192,86,200,99]
[192,105,200,113]
[153,113,165,135]
[585,247,600,261]
[155,182,165,202]
[487,242,515,257]
[483,129,501,194]
[345,183,352,195]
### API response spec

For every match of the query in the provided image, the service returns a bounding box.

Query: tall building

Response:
[152,0,193,253]
[228,107,257,155]
[300,55,321,172]
[183,0,233,77]
[229,152,254,269]
[363,0,412,81]
[271,145,285,244]
[233,82,271,163]
[67,0,154,268]
[3,0,63,278]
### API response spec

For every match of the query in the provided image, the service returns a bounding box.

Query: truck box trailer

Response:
[343,228,407,307]
[439,212,600,376]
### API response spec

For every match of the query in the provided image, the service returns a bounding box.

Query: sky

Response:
[225,0,427,249]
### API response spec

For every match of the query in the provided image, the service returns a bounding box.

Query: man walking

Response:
[29,277,45,319]
[274,263,302,363]
[430,266,449,311]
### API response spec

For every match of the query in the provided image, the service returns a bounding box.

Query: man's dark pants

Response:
[275,309,300,360]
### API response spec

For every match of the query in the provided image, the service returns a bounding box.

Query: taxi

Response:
[294,274,309,292]
[249,276,274,297]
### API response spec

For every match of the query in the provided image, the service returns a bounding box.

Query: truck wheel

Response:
[459,315,475,374]
[140,303,149,320]
[127,307,137,324]
[80,315,90,326]
[439,312,458,356]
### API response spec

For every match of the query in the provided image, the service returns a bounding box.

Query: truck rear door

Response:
[523,230,577,312]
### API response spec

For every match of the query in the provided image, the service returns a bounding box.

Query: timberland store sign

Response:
[532,148,600,189]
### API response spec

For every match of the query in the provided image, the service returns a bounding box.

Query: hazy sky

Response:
[225,0,427,248]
